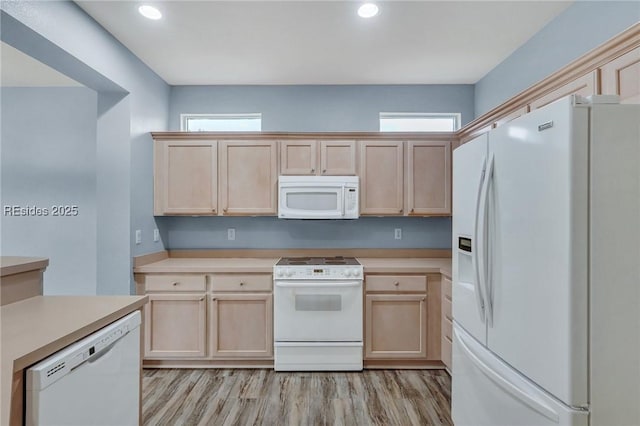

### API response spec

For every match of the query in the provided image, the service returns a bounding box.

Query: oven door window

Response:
[295,294,342,311]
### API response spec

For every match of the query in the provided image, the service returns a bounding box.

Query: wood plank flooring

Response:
[142,369,452,425]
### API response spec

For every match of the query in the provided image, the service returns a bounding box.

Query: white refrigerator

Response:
[451,95,640,426]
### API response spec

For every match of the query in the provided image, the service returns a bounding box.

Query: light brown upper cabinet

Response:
[359,141,404,215]
[154,139,217,216]
[407,141,451,216]
[219,140,278,215]
[529,70,599,110]
[280,139,356,175]
[601,46,640,104]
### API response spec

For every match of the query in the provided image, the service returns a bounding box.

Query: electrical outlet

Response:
[394,228,402,240]
[227,228,236,241]
[153,229,160,242]
[135,230,142,245]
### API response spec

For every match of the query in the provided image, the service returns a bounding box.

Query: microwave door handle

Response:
[341,185,346,217]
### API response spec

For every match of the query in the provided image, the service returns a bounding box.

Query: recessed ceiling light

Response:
[138,5,162,20]
[358,3,379,18]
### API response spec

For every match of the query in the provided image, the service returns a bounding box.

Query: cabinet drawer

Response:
[442,277,452,301]
[442,334,452,369]
[366,275,427,293]
[443,297,452,323]
[210,274,272,292]
[145,275,206,292]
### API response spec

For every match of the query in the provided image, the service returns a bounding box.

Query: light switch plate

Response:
[227,228,236,241]
[394,228,402,240]
[135,230,142,244]
[153,229,160,242]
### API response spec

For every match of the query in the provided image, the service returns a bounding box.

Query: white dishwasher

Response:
[25,311,141,426]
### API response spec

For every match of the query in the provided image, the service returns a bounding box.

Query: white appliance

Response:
[273,256,363,370]
[278,175,359,219]
[25,311,142,426]
[452,95,640,426]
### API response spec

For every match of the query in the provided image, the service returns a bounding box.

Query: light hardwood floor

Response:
[142,369,452,425]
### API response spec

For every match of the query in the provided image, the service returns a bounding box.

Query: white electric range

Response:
[273,256,363,371]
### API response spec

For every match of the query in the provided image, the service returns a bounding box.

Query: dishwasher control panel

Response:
[25,311,141,391]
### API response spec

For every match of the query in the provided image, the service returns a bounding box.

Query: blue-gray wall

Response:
[1,1,170,295]
[169,85,475,131]
[158,216,452,250]
[1,87,99,295]
[475,1,640,116]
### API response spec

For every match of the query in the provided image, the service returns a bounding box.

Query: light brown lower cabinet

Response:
[209,293,273,357]
[364,274,441,362]
[138,272,274,363]
[365,294,427,359]
[441,276,453,371]
[144,293,207,358]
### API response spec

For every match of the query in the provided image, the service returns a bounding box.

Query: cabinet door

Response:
[359,141,404,215]
[529,70,599,110]
[407,141,451,215]
[144,294,206,358]
[154,140,217,215]
[209,294,273,358]
[441,277,453,369]
[319,140,357,175]
[280,140,317,175]
[219,140,278,215]
[365,294,427,359]
[601,46,640,104]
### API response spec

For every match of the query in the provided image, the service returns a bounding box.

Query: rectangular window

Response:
[181,113,262,132]
[380,113,461,132]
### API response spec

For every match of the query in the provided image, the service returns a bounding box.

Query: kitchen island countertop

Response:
[1,295,148,425]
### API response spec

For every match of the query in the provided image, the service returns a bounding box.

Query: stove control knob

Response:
[344,269,352,277]
[286,269,294,277]
[351,269,360,278]
[275,270,282,278]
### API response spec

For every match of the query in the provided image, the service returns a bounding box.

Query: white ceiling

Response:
[1,42,83,87]
[76,1,572,86]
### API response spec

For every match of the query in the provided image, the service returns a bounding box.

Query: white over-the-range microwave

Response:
[278,175,359,219]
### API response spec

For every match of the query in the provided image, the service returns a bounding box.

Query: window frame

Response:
[180,113,262,132]
[379,112,461,132]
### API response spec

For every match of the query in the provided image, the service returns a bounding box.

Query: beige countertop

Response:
[134,256,451,278]
[134,257,280,274]
[0,256,49,277]
[359,258,451,278]
[1,295,148,425]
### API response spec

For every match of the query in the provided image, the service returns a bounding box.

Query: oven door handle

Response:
[275,281,361,288]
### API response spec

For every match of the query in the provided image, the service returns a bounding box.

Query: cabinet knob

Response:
[394,281,399,286]
[199,297,204,301]
[172,282,178,286]
[212,208,216,212]
[212,297,216,301]
[239,282,244,286]
[223,208,228,213]
[311,168,315,173]
[322,169,327,174]
[399,209,403,213]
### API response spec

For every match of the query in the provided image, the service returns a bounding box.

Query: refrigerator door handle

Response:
[482,154,495,326]
[455,328,560,422]
[472,156,487,322]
